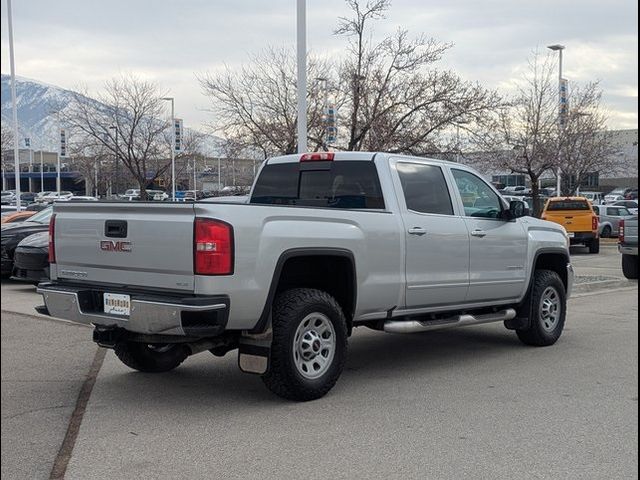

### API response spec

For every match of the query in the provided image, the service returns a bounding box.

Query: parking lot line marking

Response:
[49,347,106,480]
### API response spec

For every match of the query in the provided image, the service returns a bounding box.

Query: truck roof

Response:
[266,152,462,166]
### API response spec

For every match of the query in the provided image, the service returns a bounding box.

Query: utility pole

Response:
[548,44,565,196]
[40,149,44,192]
[296,0,307,153]
[109,125,119,196]
[7,0,21,208]
[161,97,176,200]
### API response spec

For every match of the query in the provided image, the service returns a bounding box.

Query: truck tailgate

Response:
[52,202,196,292]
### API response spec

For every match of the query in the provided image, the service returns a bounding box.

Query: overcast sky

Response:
[1,0,637,131]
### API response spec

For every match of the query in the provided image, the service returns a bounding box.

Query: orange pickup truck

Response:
[542,197,599,254]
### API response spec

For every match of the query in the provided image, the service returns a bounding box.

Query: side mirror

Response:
[505,200,527,220]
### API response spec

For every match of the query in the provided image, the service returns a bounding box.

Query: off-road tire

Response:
[622,254,639,279]
[114,342,189,373]
[601,226,612,238]
[516,269,566,347]
[261,288,348,401]
[588,237,600,254]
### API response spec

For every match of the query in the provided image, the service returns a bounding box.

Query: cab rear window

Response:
[250,161,385,209]
[546,200,591,211]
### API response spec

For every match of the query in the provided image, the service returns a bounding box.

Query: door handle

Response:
[470,229,487,238]
[408,227,427,236]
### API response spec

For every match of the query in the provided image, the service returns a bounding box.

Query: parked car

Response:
[17,192,38,203]
[1,210,36,224]
[611,200,638,215]
[1,206,52,277]
[618,217,638,279]
[605,187,634,204]
[592,205,635,237]
[624,189,638,200]
[10,231,49,283]
[1,191,16,205]
[502,186,531,195]
[581,191,605,205]
[121,189,141,201]
[39,152,573,401]
[61,196,99,202]
[37,191,73,204]
[542,197,599,253]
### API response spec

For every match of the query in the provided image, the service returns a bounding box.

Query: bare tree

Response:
[333,0,502,154]
[200,0,503,157]
[199,48,329,156]
[61,75,172,199]
[557,82,616,195]
[472,53,560,217]
[1,123,14,181]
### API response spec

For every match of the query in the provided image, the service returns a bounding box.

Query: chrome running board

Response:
[383,308,517,334]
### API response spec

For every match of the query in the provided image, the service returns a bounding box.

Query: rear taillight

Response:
[194,218,233,275]
[619,219,625,243]
[48,214,56,264]
[300,152,334,162]
[592,216,598,231]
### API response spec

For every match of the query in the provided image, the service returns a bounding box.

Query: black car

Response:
[11,231,49,283]
[1,207,52,277]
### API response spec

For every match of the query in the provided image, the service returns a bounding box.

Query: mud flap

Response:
[238,325,272,375]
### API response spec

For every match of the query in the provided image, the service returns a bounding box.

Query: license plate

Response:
[567,232,575,238]
[104,293,131,316]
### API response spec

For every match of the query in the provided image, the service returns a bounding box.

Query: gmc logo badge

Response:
[100,240,132,252]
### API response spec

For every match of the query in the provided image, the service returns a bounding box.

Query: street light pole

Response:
[296,0,308,153]
[161,97,176,200]
[548,44,565,196]
[7,0,21,209]
[40,149,43,193]
[109,126,119,196]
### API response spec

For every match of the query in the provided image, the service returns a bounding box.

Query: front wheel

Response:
[114,342,189,373]
[261,288,348,401]
[516,270,567,346]
[601,226,612,238]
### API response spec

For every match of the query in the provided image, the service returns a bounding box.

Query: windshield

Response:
[28,207,53,223]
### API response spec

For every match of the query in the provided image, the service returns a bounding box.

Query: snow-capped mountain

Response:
[1,74,79,151]
[1,74,225,155]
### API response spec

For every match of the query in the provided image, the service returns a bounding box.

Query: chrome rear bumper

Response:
[37,283,229,337]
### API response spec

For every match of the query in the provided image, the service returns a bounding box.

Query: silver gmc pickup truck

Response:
[38,152,574,401]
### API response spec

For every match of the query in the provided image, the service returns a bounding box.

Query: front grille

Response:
[14,249,48,270]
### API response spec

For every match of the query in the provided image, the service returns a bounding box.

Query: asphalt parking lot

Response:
[1,243,638,479]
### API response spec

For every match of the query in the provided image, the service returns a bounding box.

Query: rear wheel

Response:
[622,254,638,279]
[601,225,612,238]
[588,237,600,254]
[114,342,189,373]
[516,270,566,346]
[261,288,348,401]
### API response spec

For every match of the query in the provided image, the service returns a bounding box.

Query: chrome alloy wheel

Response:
[292,312,336,379]
[539,286,561,332]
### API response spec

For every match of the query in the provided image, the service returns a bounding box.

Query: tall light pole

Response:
[548,44,565,196]
[296,0,308,153]
[109,125,119,196]
[39,149,44,193]
[161,97,176,200]
[7,0,21,209]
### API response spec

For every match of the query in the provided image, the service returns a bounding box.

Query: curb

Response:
[572,278,637,294]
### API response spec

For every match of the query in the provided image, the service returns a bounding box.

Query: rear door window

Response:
[396,162,453,215]
[251,161,385,209]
